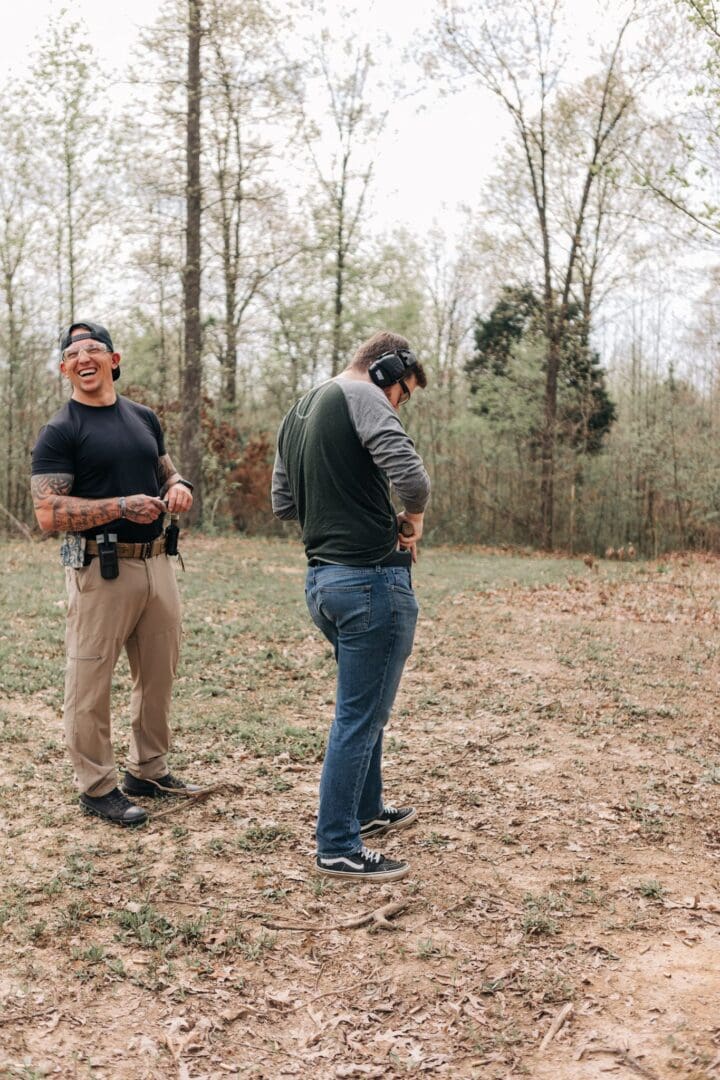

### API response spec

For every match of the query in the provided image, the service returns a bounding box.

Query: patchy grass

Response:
[1,537,720,1078]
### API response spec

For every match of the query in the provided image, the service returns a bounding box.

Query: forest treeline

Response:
[2,0,720,555]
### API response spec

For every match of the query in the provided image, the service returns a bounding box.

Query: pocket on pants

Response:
[316,583,372,634]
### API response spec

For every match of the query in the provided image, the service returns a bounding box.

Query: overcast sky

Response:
[4,0,510,236]
[3,0,705,371]
[1,0,681,263]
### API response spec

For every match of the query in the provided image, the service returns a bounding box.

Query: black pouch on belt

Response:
[164,514,180,556]
[96,530,119,580]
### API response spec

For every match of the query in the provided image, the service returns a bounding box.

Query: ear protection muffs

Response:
[368,348,418,388]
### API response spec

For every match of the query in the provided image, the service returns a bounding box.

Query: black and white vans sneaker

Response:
[360,804,417,840]
[316,846,410,881]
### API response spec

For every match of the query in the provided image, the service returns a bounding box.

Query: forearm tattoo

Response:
[158,453,181,497]
[31,473,120,532]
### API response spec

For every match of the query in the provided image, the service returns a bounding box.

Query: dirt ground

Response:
[1,537,720,1079]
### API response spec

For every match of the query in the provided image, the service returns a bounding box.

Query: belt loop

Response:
[142,541,152,559]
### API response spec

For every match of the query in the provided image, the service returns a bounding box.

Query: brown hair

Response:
[350,330,427,388]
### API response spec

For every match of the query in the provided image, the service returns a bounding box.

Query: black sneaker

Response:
[122,772,202,799]
[360,804,417,839]
[316,846,410,882]
[80,787,148,826]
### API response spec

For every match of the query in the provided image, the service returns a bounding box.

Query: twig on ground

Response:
[85,891,273,923]
[149,784,230,821]
[539,1002,573,1051]
[0,1008,59,1026]
[410,897,474,930]
[289,982,369,1013]
[663,896,720,913]
[339,899,409,929]
[263,899,410,933]
[578,1044,660,1079]
[163,1032,182,1069]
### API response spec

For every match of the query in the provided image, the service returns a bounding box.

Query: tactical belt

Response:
[86,537,167,559]
[308,549,412,569]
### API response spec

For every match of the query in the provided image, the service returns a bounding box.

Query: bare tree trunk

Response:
[668,371,688,548]
[221,197,238,406]
[5,274,16,519]
[180,0,203,525]
[331,176,346,376]
[65,149,76,319]
[155,211,168,403]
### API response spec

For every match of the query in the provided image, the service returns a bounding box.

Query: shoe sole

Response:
[81,804,148,827]
[315,863,410,882]
[360,808,418,839]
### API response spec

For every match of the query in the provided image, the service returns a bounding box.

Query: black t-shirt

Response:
[31,396,166,542]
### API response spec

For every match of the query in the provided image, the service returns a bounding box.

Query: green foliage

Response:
[634,879,665,900]
[116,905,178,950]
[471,285,541,378]
[468,285,616,455]
[235,824,291,851]
[521,892,565,936]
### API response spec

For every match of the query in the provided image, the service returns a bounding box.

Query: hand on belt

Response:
[86,537,167,559]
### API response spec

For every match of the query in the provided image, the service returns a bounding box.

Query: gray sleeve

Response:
[271,449,298,519]
[340,381,431,513]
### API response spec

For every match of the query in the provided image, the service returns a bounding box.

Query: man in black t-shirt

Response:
[31,320,198,826]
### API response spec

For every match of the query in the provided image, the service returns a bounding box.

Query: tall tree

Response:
[302,32,386,375]
[203,0,300,410]
[433,0,661,546]
[31,16,113,327]
[180,0,203,525]
[0,94,44,530]
[469,285,616,454]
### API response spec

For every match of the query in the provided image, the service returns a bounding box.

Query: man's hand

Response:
[164,483,194,514]
[124,494,168,523]
[397,511,424,563]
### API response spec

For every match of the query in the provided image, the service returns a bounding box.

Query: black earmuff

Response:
[368,349,417,388]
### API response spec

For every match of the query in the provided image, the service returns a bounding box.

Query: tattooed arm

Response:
[31,474,166,533]
[158,454,193,513]
[158,454,181,496]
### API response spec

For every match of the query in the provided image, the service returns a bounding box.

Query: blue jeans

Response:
[305,562,419,857]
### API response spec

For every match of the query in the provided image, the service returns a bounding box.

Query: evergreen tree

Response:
[468,285,616,455]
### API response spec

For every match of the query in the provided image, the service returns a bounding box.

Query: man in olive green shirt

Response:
[272,330,430,881]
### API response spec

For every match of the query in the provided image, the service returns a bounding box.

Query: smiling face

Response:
[60,328,120,405]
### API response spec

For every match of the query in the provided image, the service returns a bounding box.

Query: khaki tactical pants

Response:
[64,554,182,796]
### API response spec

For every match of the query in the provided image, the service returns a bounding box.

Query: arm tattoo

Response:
[31,473,73,498]
[31,473,120,533]
[158,453,181,497]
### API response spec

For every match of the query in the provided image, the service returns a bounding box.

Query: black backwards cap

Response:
[59,321,119,381]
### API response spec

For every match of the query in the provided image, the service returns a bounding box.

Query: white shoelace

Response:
[359,847,382,864]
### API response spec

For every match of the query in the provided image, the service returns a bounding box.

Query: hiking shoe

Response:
[360,804,417,839]
[80,787,148,826]
[316,846,410,882]
[122,771,202,799]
